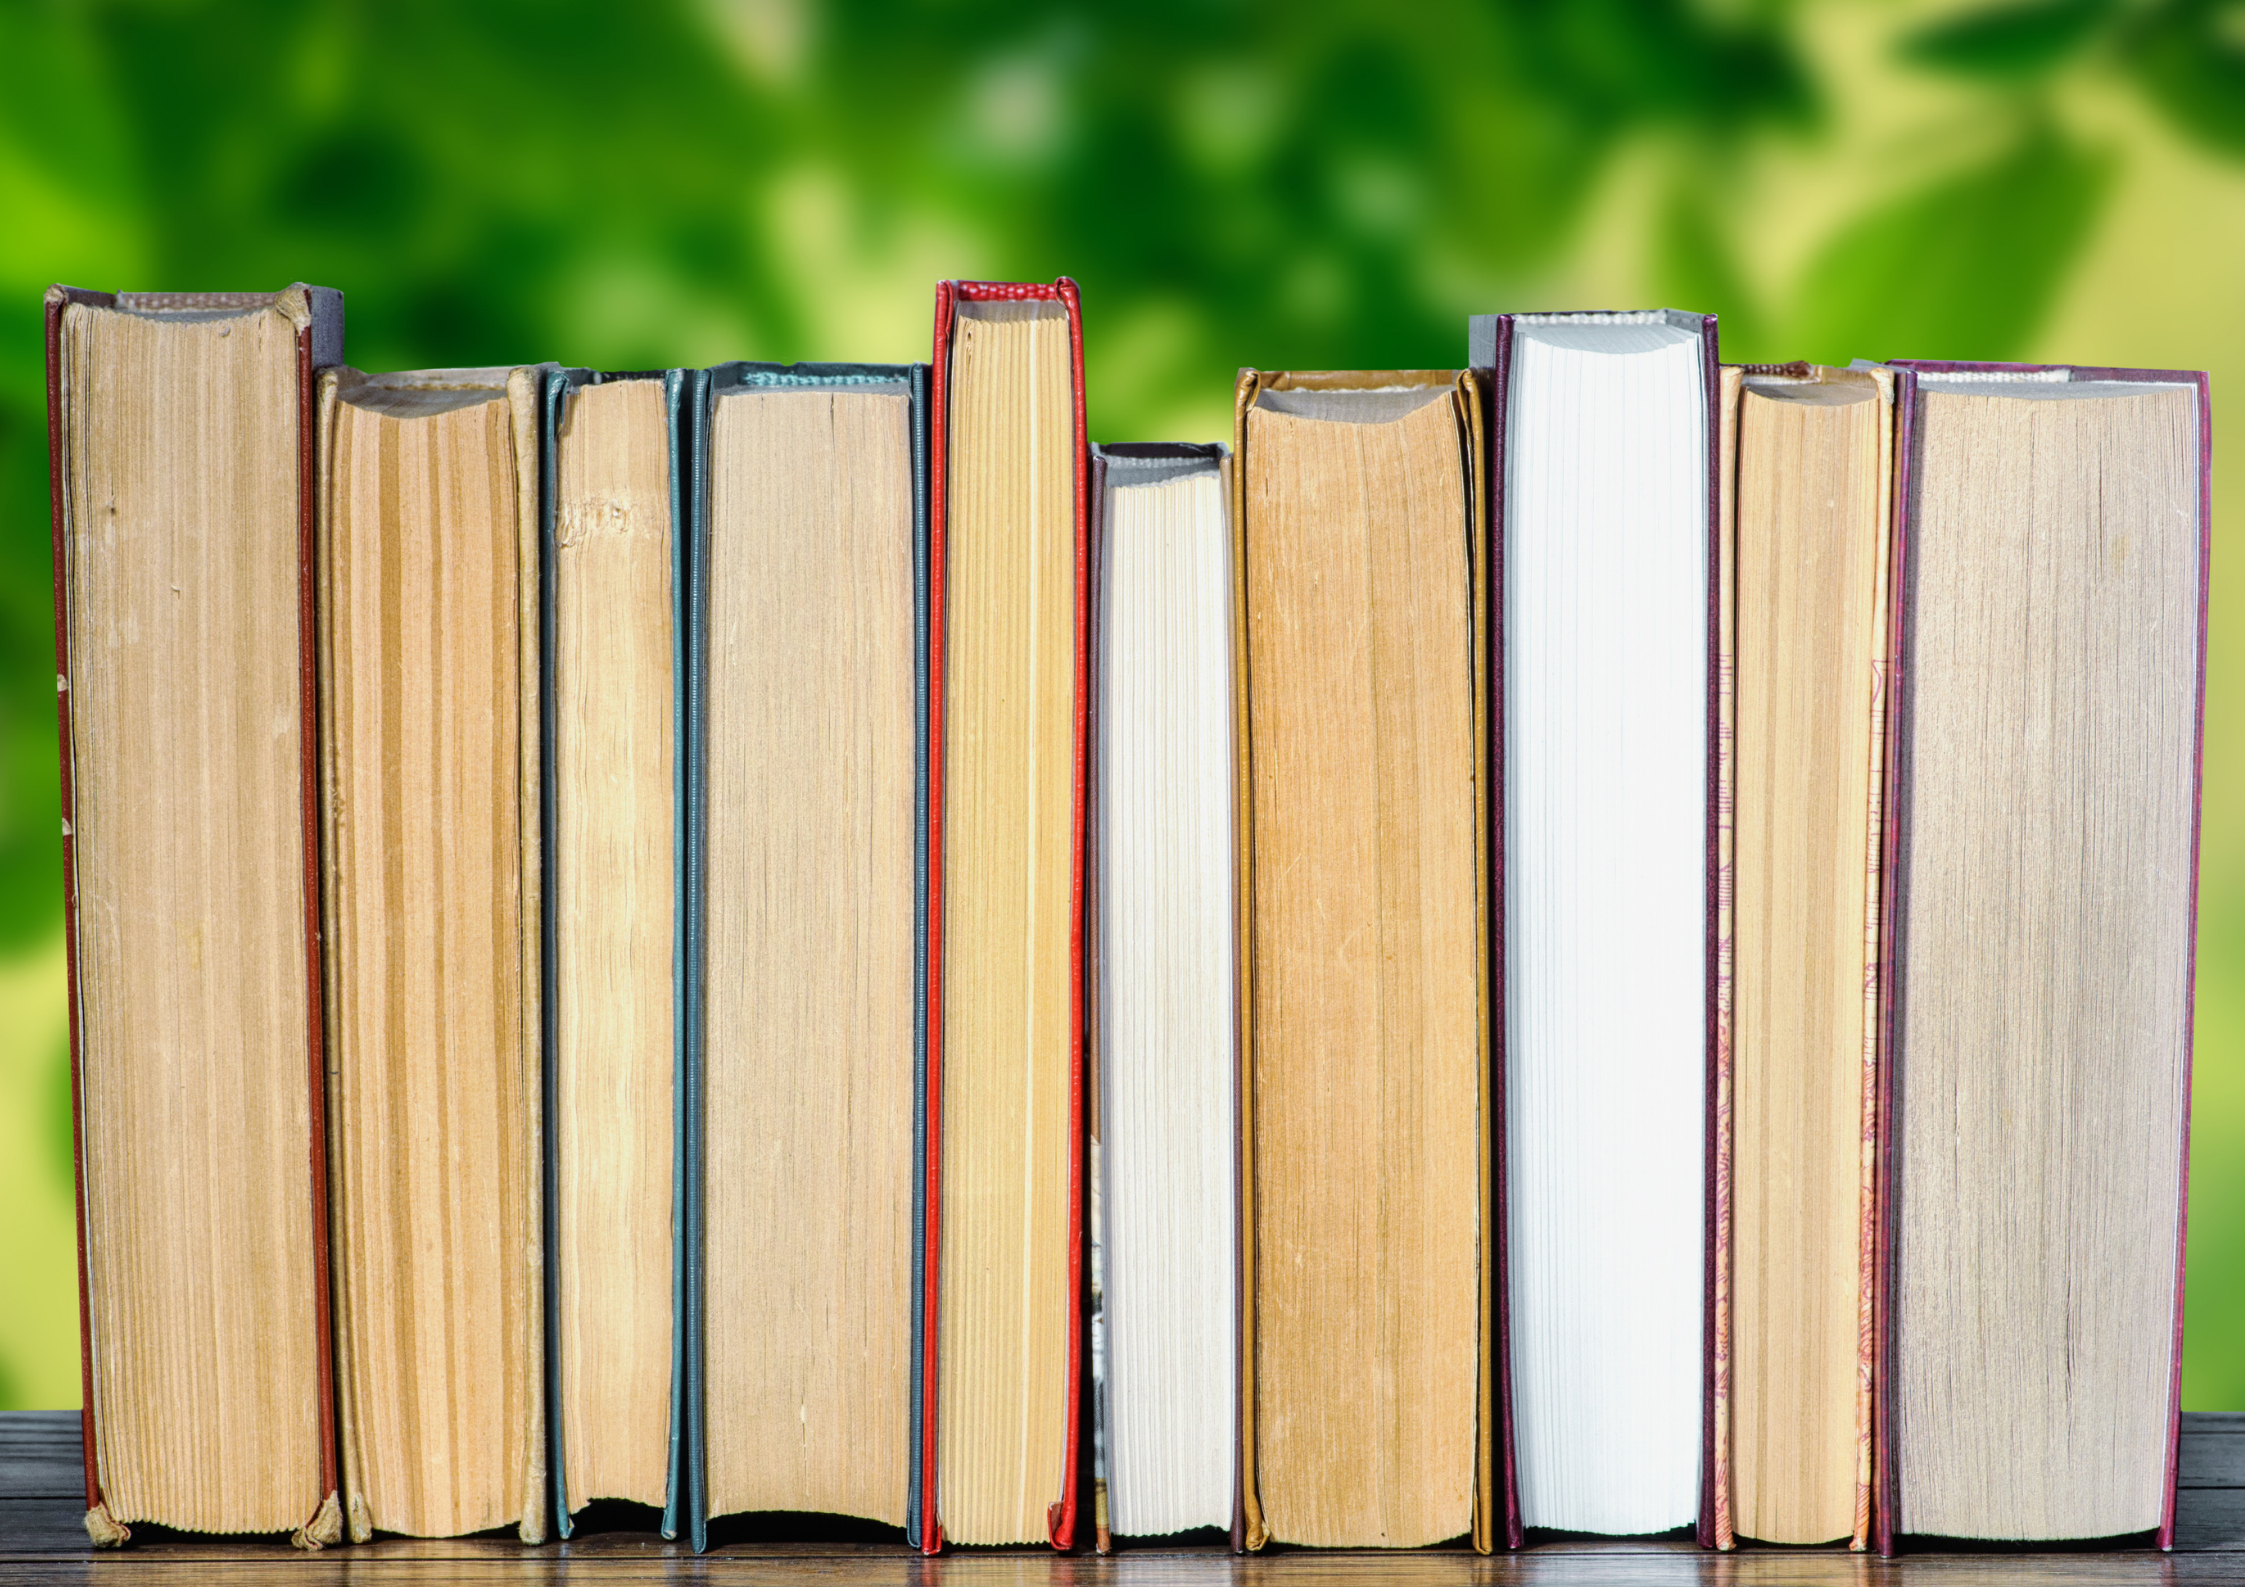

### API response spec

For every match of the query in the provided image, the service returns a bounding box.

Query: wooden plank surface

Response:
[1,1412,2237,1577]
[2179,1431,2245,1487]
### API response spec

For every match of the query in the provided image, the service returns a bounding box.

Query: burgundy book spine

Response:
[1693,313,1723,1557]
[1483,319,1525,1553]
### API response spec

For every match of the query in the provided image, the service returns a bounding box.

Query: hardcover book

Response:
[317,364,549,1543]
[690,361,928,1544]
[1086,442,1239,1550]
[1867,359,2208,1555]
[47,284,345,1548]
[1710,362,1895,1550]
[1230,368,1495,1553]
[1473,310,1719,1545]
[541,367,691,1544]
[920,279,1089,1553]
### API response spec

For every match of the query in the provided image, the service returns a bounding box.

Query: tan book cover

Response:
[1230,368,1493,1554]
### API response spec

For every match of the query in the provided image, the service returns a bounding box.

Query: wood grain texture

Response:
[703,386,915,1525]
[0,1410,2236,1579]
[1242,387,1478,1549]
[2179,1436,2245,1489]
[939,302,1079,1546]
[320,380,535,1540]
[552,378,677,1513]
[56,299,325,1534]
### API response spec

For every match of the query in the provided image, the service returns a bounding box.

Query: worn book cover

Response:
[1868,359,2210,1558]
[684,360,929,1550]
[1230,367,1494,1555]
[539,366,693,1548]
[48,284,345,1549]
[1709,361,1895,1552]
[317,363,550,1545]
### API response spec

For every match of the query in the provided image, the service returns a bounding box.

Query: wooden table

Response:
[2,1411,2239,1581]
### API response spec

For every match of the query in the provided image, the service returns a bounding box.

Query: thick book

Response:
[919,279,1089,1553]
[540,366,692,1546]
[1472,310,1719,1545]
[1231,369,1496,1553]
[688,361,929,1546]
[1867,360,2208,1555]
[47,284,346,1549]
[542,362,930,1555]
[1085,443,1240,1551]
[1708,362,1895,1550]
[317,364,549,1543]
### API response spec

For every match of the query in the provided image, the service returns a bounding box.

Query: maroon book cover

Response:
[1869,359,2209,1558]
[46,285,344,1549]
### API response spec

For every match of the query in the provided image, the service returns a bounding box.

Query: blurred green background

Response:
[0,0,2239,1412]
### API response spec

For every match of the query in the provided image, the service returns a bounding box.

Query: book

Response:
[1474,310,1718,1541]
[46,284,345,1548]
[1231,369,1495,1552]
[1086,443,1239,1548]
[1711,362,1894,1549]
[316,364,548,1543]
[541,367,690,1542]
[692,361,928,1538]
[1869,360,2208,1553]
[920,279,1089,1552]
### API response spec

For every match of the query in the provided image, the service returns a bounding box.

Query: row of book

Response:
[45,283,2206,1556]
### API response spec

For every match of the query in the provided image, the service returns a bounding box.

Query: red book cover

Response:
[1869,360,2209,1558]
[920,278,1089,1555]
[47,285,343,1549]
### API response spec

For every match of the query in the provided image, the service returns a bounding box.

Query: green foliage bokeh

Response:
[0,0,2240,1413]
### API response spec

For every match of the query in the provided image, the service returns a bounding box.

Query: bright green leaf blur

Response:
[0,0,2239,1413]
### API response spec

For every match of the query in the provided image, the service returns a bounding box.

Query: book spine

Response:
[2163,369,2213,1554]
[45,286,104,1527]
[538,371,572,1543]
[1708,363,1743,1553]
[1870,367,1920,1559]
[506,366,549,1546]
[1486,319,1525,1553]
[919,281,957,1557]
[1228,369,1265,1555]
[1852,368,1899,1555]
[292,310,343,1527]
[1054,274,1088,1557]
[1084,449,1110,1556]
[907,360,931,1554]
[1696,314,1723,1555]
[674,367,711,1555]
[1456,368,1498,1559]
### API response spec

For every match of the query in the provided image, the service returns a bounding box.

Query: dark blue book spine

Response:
[538,368,572,1542]
[907,360,932,1552]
